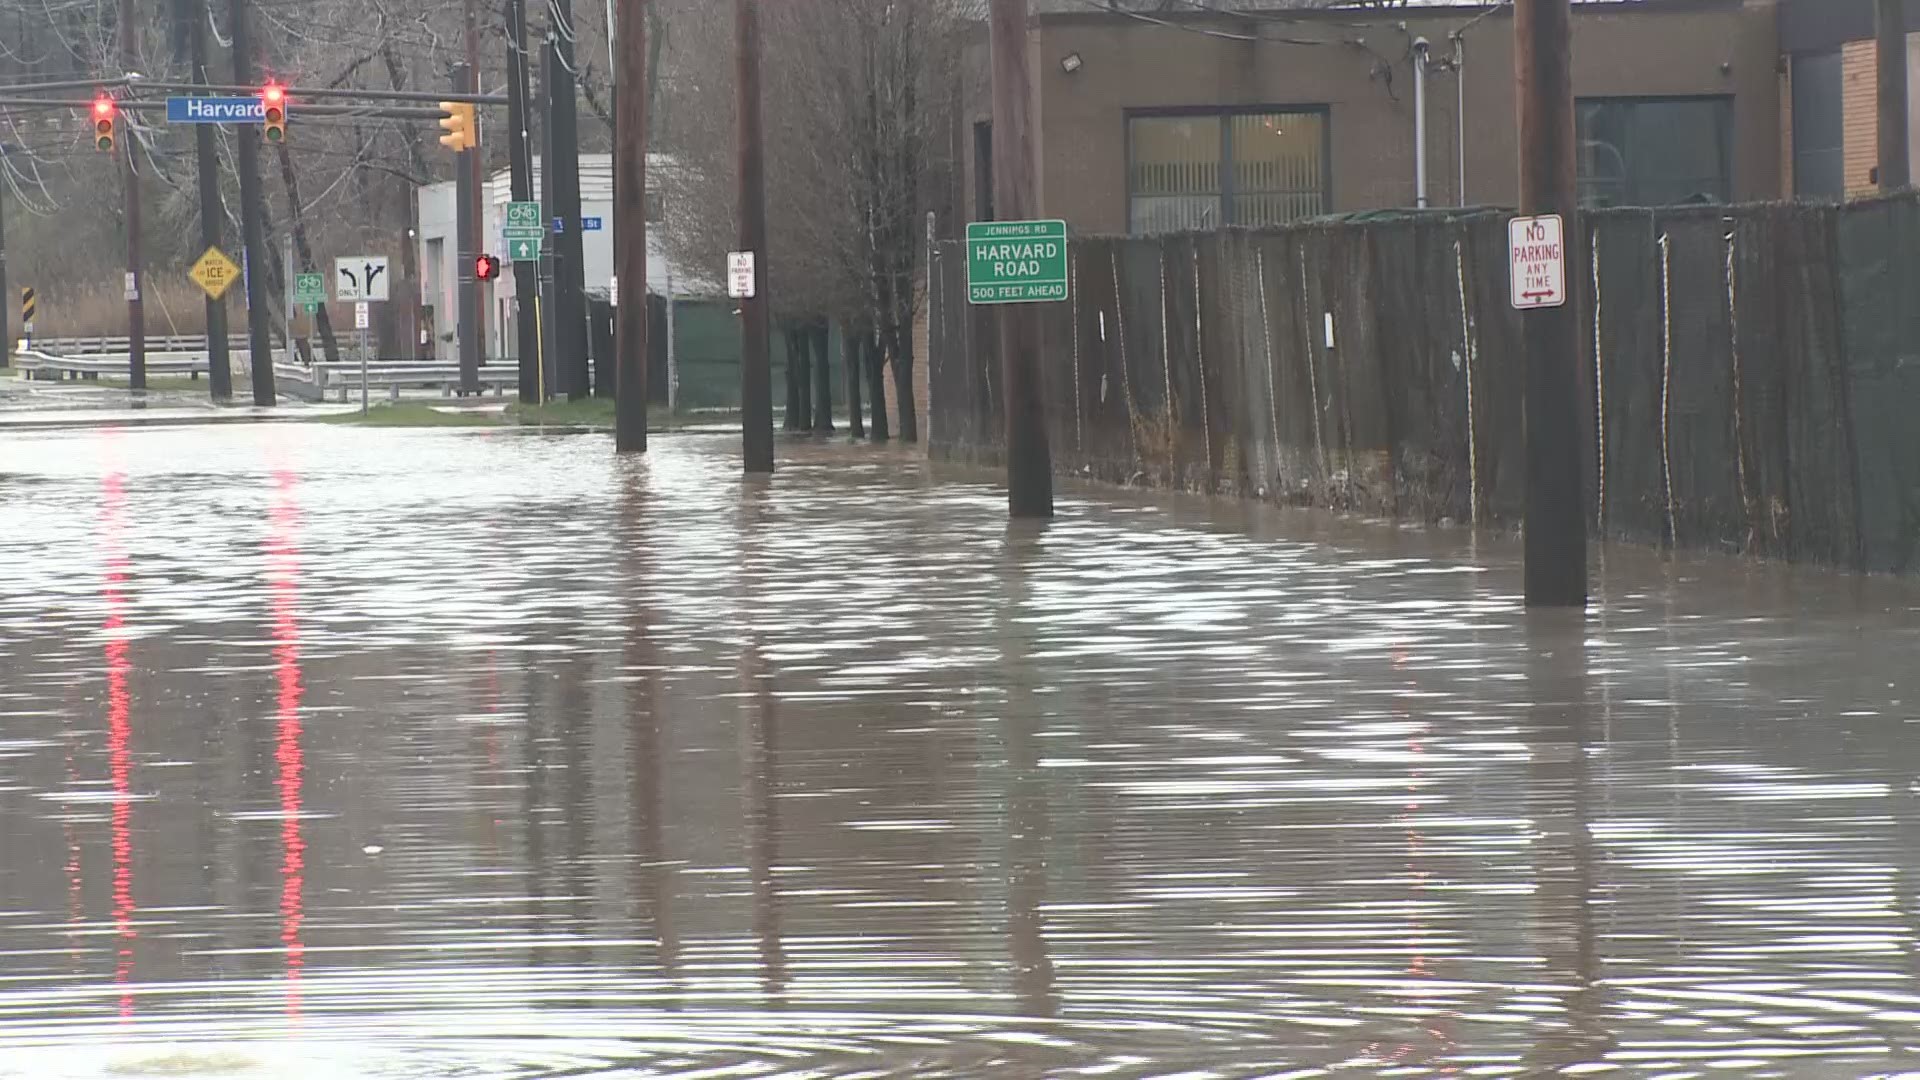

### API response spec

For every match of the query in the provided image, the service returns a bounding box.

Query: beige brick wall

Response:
[1843,39,1879,196]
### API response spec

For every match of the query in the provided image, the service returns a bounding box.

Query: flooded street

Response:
[3,424,1920,1077]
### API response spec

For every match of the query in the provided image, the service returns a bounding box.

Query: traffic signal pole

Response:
[188,0,231,400]
[453,64,481,396]
[119,0,145,391]
[229,0,276,405]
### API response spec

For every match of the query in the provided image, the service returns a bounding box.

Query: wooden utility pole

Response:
[120,0,146,390]
[614,0,649,451]
[506,0,540,402]
[989,0,1052,518]
[736,0,773,473]
[188,0,231,399]
[549,0,590,399]
[1879,0,1910,190]
[230,0,275,405]
[1516,0,1586,608]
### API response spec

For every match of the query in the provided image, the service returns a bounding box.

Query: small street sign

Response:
[553,217,566,235]
[334,256,390,302]
[354,301,370,330]
[302,302,319,315]
[20,287,36,326]
[124,271,140,303]
[166,96,266,124]
[293,272,326,306]
[727,251,755,299]
[1508,214,1567,310]
[581,216,604,231]
[966,219,1069,305]
[508,236,542,262]
[505,201,544,241]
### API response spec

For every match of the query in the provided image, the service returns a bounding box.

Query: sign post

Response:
[966,219,1068,305]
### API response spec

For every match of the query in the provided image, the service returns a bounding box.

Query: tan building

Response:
[1779,0,1920,198]
[958,0,1786,235]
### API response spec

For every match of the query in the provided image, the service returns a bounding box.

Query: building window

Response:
[1128,108,1327,235]
[1576,97,1733,208]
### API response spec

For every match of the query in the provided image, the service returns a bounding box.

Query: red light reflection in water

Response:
[266,469,306,1017]
[99,472,136,1018]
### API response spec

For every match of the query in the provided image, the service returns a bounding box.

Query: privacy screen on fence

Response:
[927,197,1920,575]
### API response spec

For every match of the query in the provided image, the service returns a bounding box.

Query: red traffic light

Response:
[261,83,288,143]
[92,95,116,152]
[475,254,501,282]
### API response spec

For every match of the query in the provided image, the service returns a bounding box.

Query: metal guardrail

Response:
[14,349,212,381]
[277,360,518,403]
[26,335,251,356]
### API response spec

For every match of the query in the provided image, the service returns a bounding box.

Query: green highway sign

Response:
[508,236,542,262]
[966,219,1068,305]
[505,201,544,241]
[293,272,326,305]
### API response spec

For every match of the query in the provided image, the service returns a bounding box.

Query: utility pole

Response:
[989,0,1052,518]
[539,39,559,400]
[1516,0,1586,608]
[549,0,589,399]
[1879,0,1910,191]
[189,0,231,399]
[506,0,540,403]
[465,0,487,383]
[453,63,481,395]
[120,0,146,390]
[0,146,9,368]
[736,0,773,473]
[613,0,648,451]
[230,0,276,405]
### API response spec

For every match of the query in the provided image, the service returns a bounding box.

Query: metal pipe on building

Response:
[1455,34,1468,206]
[1414,37,1431,209]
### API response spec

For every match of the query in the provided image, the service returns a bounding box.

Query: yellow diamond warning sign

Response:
[189,246,242,301]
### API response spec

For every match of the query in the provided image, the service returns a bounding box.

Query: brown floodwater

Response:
[0,424,1917,1078]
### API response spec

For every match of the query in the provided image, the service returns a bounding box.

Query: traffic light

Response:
[92,95,115,153]
[261,83,287,143]
[438,102,475,153]
[474,254,501,282]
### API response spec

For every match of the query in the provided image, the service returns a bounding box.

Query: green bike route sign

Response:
[966,219,1068,305]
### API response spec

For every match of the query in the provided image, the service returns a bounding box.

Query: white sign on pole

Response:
[609,275,618,308]
[1508,214,1567,310]
[354,301,370,330]
[124,272,139,302]
[727,251,755,299]
[334,256,391,302]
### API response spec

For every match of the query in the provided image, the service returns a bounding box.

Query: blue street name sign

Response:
[581,216,603,231]
[167,97,266,124]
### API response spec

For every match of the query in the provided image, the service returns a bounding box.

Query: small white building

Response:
[416,153,710,363]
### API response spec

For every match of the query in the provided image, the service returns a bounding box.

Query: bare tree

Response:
[657,0,964,442]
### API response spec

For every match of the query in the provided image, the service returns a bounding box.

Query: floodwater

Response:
[1,424,1918,1079]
